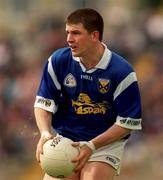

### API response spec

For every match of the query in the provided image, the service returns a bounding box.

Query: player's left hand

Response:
[71,142,93,172]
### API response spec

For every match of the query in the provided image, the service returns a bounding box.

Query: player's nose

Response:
[67,34,74,43]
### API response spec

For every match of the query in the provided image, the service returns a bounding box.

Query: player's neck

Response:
[80,43,104,70]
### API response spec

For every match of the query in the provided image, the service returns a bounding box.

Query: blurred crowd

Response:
[0,0,163,179]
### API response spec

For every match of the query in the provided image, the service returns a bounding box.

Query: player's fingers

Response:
[36,138,46,162]
[74,156,88,172]
[36,148,41,162]
[72,146,86,163]
[36,144,43,162]
[72,145,93,171]
[72,154,80,163]
[72,142,80,147]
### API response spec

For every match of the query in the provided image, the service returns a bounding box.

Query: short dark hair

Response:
[66,8,104,41]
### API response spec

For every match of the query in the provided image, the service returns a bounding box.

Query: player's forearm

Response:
[91,124,131,149]
[34,107,52,135]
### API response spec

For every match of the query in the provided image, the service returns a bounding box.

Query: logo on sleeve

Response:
[98,78,110,94]
[120,118,141,126]
[64,73,77,87]
[37,98,52,107]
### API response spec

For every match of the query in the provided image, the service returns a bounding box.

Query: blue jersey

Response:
[34,44,142,141]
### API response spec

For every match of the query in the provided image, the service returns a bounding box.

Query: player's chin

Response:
[71,52,79,57]
[71,50,81,57]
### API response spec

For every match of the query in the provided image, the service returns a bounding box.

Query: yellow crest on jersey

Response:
[98,78,110,94]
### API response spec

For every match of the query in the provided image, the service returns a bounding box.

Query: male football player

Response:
[34,8,142,180]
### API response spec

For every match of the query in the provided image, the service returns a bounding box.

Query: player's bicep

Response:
[113,74,142,130]
[34,57,61,114]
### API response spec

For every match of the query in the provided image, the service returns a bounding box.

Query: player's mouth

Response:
[69,45,77,52]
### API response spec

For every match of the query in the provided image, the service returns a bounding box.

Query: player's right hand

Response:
[36,134,53,162]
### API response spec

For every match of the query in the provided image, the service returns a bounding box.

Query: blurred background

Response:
[0,0,163,179]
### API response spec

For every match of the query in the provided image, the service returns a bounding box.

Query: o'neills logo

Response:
[64,73,77,87]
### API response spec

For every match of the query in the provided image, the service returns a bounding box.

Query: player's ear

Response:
[91,31,100,41]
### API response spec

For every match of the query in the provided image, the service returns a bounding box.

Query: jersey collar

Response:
[72,43,112,73]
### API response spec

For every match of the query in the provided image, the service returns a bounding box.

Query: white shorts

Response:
[54,132,127,175]
[88,140,127,175]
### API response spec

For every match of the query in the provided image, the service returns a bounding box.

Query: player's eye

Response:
[73,31,81,35]
[65,31,69,35]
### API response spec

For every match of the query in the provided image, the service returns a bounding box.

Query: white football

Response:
[40,136,79,178]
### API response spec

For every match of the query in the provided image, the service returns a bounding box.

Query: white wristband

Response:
[79,140,96,152]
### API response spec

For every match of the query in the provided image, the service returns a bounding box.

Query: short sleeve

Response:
[113,72,142,130]
[34,56,61,114]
